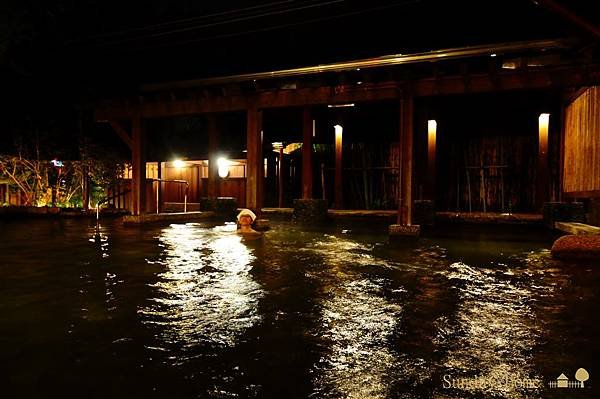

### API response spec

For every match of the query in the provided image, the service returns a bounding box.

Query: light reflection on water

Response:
[302,233,569,399]
[306,235,406,399]
[1,219,596,398]
[314,277,403,399]
[435,261,545,398]
[139,223,263,355]
[79,224,119,321]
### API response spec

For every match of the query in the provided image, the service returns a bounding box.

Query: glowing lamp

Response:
[217,157,229,178]
[272,142,283,152]
[334,124,343,144]
[539,113,549,155]
[173,159,185,168]
[427,120,437,149]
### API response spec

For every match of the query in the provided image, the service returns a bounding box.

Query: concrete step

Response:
[554,222,600,236]
[123,211,215,225]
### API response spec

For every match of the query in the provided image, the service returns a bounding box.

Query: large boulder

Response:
[388,224,420,240]
[551,235,600,260]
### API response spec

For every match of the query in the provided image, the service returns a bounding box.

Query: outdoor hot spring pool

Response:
[0,218,597,398]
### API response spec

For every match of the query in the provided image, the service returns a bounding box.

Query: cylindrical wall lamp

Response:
[217,157,230,178]
[538,113,550,156]
[427,120,437,199]
[537,113,550,207]
[334,124,343,209]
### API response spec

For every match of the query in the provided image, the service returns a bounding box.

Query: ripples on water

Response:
[0,220,597,398]
[139,224,263,356]
[304,236,403,399]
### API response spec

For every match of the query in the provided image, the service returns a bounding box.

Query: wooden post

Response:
[334,124,343,209]
[397,92,414,225]
[558,102,567,202]
[246,107,263,211]
[157,161,162,213]
[302,108,313,199]
[207,115,219,199]
[131,116,146,216]
[537,113,550,208]
[278,147,284,207]
[266,152,277,205]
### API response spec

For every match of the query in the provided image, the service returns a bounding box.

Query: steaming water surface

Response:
[0,218,597,398]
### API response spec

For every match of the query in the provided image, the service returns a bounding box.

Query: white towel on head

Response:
[237,209,257,222]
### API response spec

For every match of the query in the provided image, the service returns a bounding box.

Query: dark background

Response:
[0,0,597,157]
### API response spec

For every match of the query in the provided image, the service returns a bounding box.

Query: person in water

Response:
[237,209,262,236]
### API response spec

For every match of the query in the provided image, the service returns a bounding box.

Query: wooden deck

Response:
[261,208,542,224]
[436,211,542,224]
[123,211,215,225]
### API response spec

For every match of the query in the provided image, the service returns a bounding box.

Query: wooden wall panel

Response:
[563,87,600,196]
[219,178,246,207]
[114,163,247,210]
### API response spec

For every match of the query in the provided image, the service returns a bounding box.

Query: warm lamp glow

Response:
[427,120,437,197]
[334,124,343,143]
[539,113,549,154]
[334,124,343,209]
[272,142,283,152]
[217,157,230,178]
[427,120,437,145]
[173,159,185,168]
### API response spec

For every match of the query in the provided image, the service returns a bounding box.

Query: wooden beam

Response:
[246,107,263,211]
[302,108,313,199]
[563,190,600,198]
[95,64,600,120]
[108,120,133,150]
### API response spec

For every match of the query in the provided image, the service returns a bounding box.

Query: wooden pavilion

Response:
[95,38,600,227]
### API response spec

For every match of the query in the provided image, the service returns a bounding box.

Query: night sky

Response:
[0,0,598,156]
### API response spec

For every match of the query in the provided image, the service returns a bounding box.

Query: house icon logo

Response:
[549,368,590,389]
[556,373,569,388]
